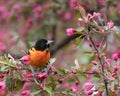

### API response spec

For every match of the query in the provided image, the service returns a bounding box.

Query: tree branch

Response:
[50,34,83,56]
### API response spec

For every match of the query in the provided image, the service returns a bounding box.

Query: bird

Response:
[28,39,53,67]
[21,39,53,72]
[21,39,53,85]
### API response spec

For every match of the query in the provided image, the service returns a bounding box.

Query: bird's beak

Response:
[47,40,53,44]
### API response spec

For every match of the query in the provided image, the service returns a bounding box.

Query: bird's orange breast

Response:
[29,48,50,67]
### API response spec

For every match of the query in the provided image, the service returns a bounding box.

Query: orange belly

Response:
[29,50,50,67]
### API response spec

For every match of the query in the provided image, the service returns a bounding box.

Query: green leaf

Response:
[111,82,115,91]
[78,5,86,18]
[65,89,74,95]
[0,65,8,72]
[78,71,87,78]
[49,58,56,65]
[0,60,16,67]
[56,68,67,76]
[76,27,84,32]
[32,89,40,95]
[74,37,82,47]
[92,74,101,81]
[17,73,23,81]
[6,77,14,91]
[44,85,53,95]
[15,80,24,91]
[49,76,55,83]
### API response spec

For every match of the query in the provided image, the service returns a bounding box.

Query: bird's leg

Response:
[29,65,39,85]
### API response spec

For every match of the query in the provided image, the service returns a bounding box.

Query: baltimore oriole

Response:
[28,39,53,67]
[21,39,53,68]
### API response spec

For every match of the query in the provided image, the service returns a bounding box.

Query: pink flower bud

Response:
[93,12,101,19]
[97,91,102,96]
[75,81,79,86]
[97,0,104,6]
[36,72,48,80]
[57,79,63,84]
[87,13,93,21]
[84,82,94,91]
[40,83,44,90]
[21,55,30,64]
[89,42,92,48]
[87,90,93,95]
[117,51,120,58]
[112,53,118,61]
[92,61,97,65]
[105,58,112,63]
[72,70,77,74]
[107,21,114,28]
[96,43,100,47]
[0,82,6,96]
[21,90,28,95]
[70,86,77,93]
[66,28,77,36]
[113,65,119,71]
[104,63,107,68]
[112,72,117,77]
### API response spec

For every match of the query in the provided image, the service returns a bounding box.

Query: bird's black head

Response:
[34,39,53,51]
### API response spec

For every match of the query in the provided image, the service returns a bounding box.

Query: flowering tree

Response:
[0,0,120,96]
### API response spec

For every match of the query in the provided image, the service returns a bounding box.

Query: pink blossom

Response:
[13,4,22,11]
[112,72,117,77]
[32,5,42,19]
[21,90,29,95]
[36,72,48,80]
[113,65,119,71]
[70,86,77,93]
[0,42,6,52]
[97,91,102,96]
[92,70,98,74]
[9,41,16,46]
[75,81,79,86]
[112,53,118,61]
[92,61,97,65]
[105,58,112,63]
[84,82,94,91]
[19,28,27,36]
[117,51,120,58]
[63,12,72,21]
[69,0,77,10]
[87,13,93,21]
[87,74,92,79]
[77,18,85,27]
[72,70,77,74]
[117,4,120,10]
[0,74,4,79]
[89,42,92,48]
[0,6,11,20]
[57,79,63,84]
[87,90,93,95]
[0,82,6,96]
[97,0,104,5]
[107,21,114,28]
[93,12,101,19]
[40,83,44,90]
[25,18,33,29]
[66,28,77,36]
[21,82,33,92]
[0,28,9,41]
[104,63,107,68]
[32,5,42,13]
[21,55,30,64]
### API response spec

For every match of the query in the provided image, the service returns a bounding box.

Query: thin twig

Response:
[89,36,109,96]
